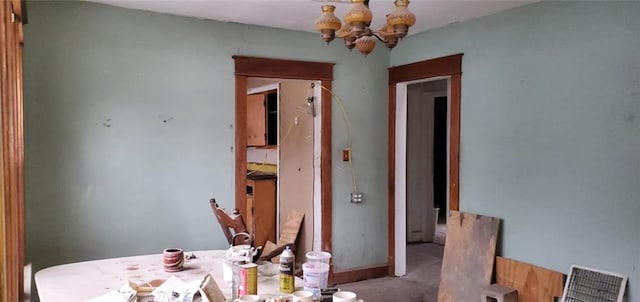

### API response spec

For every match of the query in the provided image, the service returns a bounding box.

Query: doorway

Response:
[406,79,448,245]
[246,78,321,256]
[388,54,462,276]
[233,56,334,257]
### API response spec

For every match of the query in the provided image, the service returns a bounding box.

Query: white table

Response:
[35,250,303,302]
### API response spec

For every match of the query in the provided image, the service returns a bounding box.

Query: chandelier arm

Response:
[371,32,386,43]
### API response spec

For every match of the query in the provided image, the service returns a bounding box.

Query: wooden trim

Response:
[233,57,334,266]
[235,75,248,219]
[331,265,389,285]
[10,0,21,19]
[233,56,334,81]
[1,0,25,300]
[449,74,461,209]
[388,53,462,84]
[387,84,396,276]
[387,54,462,276]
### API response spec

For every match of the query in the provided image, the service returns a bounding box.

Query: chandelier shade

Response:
[314,0,415,56]
[386,0,416,38]
[315,5,343,43]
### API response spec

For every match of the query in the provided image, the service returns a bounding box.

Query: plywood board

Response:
[279,210,304,245]
[438,211,500,302]
[496,256,565,302]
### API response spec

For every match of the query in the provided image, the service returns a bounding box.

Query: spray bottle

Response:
[279,246,295,293]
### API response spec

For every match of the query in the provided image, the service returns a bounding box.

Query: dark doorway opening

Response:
[433,96,448,224]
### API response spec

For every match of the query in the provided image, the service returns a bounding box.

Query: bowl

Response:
[256,261,279,277]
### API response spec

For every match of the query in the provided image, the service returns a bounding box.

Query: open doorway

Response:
[233,56,334,264]
[245,78,321,258]
[387,54,462,277]
[406,79,448,246]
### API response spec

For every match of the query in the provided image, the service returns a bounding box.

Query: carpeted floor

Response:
[338,243,444,302]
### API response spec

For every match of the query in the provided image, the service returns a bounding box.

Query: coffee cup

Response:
[292,290,314,302]
[234,294,261,302]
[333,291,363,302]
[162,248,184,272]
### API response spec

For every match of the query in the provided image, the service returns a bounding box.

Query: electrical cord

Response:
[320,85,359,193]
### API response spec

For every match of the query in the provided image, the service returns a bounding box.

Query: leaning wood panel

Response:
[496,256,565,302]
[438,211,500,302]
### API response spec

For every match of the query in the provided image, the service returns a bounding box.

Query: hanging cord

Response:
[319,84,358,193]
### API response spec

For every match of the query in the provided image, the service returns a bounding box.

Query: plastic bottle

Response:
[279,246,295,293]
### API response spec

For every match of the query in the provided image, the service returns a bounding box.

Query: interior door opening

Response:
[406,79,449,247]
[395,76,452,276]
[245,77,323,259]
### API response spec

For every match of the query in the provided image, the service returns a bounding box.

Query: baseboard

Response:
[330,265,389,285]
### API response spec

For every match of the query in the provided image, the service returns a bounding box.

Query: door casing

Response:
[233,56,334,257]
[387,54,463,276]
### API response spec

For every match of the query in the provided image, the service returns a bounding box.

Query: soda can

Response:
[238,262,258,296]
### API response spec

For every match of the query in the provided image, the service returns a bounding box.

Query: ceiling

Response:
[85,0,535,36]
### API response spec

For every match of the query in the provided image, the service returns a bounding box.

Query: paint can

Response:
[238,262,258,297]
[231,260,245,300]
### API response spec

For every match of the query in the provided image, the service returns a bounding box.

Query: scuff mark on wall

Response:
[158,116,173,124]
[625,92,639,126]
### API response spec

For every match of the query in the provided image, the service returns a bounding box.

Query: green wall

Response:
[392,1,640,300]
[25,1,640,300]
[24,0,390,279]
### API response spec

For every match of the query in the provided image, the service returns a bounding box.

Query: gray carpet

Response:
[338,243,443,302]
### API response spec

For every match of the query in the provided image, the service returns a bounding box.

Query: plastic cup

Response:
[305,251,332,265]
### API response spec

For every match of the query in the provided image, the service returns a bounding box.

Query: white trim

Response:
[312,81,323,251]
[394,76,451,276]
[247,83,279,95]
[394,83,408,276]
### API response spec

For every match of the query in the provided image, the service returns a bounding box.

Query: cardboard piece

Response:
[262,210,304,263]
[199,274,226,302]
[438,211,500,302]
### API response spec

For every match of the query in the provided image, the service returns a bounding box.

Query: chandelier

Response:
[314,0,415,56]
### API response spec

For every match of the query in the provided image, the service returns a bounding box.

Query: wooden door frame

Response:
[233,55,334,255]
[387,54,462,275]
[1,0,26,301]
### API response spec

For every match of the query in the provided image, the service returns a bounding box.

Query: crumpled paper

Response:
[151,274,226,302]
[86,281,137,302]
[87,273,226,302]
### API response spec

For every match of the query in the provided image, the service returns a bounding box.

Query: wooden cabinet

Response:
[246,178,276,248]
[246,90,278,147]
